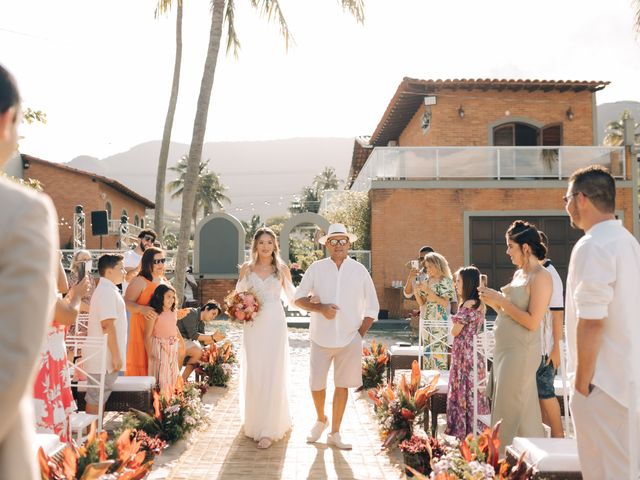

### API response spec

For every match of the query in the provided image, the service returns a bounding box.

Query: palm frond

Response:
[339,0,365,24]
[224,0,241,58]
[252,0,293,51]
[635,0,640,36]
[155,0,180,19]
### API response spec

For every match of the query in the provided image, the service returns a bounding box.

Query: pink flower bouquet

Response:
[224,289,260,322]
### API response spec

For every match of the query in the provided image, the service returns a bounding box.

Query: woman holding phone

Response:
[478,220,552,454]
[67,249,96,315]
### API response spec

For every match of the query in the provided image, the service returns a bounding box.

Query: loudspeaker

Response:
[91,210,109,236]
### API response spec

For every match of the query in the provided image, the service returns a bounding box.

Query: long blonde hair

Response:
[423,252,452,279]
[249,227,287,281]
[71,249,92,274]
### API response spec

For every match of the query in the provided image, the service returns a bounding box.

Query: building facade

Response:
[348,78,632,316]
[23,155,154,249]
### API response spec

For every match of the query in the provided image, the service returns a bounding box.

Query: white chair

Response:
[473,329,495,435]
[67,334,107,443]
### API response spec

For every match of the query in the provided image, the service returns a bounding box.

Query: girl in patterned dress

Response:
[445,266,490,438]
[414,252,455,370]
[146,284,180,395]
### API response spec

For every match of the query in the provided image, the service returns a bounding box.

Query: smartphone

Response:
[480,274,488,287]
[78,262,86,281]
[410,260,420,270]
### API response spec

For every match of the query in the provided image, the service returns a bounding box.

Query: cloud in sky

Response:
[3,0,640,161]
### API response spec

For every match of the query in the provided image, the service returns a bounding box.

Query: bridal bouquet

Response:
[224,289,260,322]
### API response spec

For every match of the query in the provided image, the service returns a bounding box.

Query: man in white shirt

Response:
[536,232,565,438]
[295,224,379,450]
[122,229,156,295]
[564,165,640,479]
[84,254,128,415]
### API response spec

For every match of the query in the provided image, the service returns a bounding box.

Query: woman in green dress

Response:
[414,252,455,371]
[478,220,552,455]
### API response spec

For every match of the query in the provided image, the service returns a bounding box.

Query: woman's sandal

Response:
[257,437,272,449]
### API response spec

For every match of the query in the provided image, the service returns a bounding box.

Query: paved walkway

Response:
[161,329,404,480]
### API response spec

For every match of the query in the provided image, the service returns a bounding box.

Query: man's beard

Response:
[140,243,146,251]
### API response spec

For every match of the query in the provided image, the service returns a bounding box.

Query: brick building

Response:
[347,78,632,317]
[22,154,154,249]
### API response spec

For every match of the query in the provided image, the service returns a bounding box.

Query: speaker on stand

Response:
[91,210,109,249]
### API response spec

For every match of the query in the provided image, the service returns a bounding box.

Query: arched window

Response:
[493,122,539,146]
[141,218,145,228]
[134,214,140,226]
[105,202,112,220]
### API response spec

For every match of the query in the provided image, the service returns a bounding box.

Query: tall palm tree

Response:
[167,156,230,232]
[154,0,184,238]
[173,0,366,301]
[603,111,640,147]
[313,166,341,192]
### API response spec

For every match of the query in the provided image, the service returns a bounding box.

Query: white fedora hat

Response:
[318,223,358,245]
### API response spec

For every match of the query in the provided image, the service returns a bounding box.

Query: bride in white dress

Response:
[235,227,295,449]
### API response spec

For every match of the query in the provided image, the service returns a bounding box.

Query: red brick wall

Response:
[370,186,633,313]
[26,161,149,249]
[399,89,594,147]
[198,279,237,307]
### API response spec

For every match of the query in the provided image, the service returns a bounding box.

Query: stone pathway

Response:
[160,329,404,480]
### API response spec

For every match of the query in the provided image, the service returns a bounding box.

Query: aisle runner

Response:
[163,330,403,480]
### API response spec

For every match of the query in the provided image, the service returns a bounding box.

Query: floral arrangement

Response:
[368,360,439,449]
[224,289,260,322]
[360,339,389,390]
[38,422,165,479]
[398,434,448,477]
[401,422,533,480]
[122,380,206,444]
[195,341,237,387]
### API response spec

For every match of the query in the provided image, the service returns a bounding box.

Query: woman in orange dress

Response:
[125,247,167,376]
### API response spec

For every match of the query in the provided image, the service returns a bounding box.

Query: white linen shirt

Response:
[295,257,380,348]
[85,277,128,374]
[122,249,142,295]
[541,261,564,356]
[565,219,640,407]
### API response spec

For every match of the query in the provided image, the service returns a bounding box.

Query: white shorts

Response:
[310,334,363,390]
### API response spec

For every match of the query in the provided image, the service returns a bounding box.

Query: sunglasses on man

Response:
[142,235,155,243]
[153,258,167,265]
[327,238,349,246]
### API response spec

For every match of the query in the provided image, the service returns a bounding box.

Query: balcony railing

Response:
[350,146,626,191]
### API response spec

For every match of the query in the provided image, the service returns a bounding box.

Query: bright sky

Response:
[3,0,640,162]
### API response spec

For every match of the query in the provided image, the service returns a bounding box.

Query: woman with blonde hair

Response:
[414,252,455,370]
[235,227,295,449]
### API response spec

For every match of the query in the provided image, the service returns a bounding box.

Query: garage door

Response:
[469,215,583,291]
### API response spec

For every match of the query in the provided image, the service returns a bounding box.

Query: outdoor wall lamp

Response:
[566,107,574,121]
[458,105,465,118]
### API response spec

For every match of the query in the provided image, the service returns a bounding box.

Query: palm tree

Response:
[153,0,184,238]
[603,110,640,147]
[313,166,340,192]
[173,0,366,302]
[241,214,262,246]
[167,156,230,232]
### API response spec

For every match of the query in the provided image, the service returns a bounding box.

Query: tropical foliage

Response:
[167,156,230,233]
[241,214,262,246]
[369,361,439,449]
[38,423,164,480]
[323,190,371,249]
[122,381,206,444]
[603,110,640,147]
[290,166,341,214]
[195,341,237,387]
[360,339,388,390]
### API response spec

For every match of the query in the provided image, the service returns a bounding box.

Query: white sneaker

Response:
[327,432,352,450]
[306,416,329,443]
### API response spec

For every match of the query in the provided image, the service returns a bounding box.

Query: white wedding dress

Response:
[236,271,293,441]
